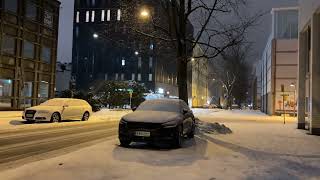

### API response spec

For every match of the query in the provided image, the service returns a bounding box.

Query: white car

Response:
[23,98,92,123]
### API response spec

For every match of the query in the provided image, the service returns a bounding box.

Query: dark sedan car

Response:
[118,99,195,148]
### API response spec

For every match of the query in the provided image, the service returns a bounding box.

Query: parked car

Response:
[118,99,195,148]
[22,98,92,123]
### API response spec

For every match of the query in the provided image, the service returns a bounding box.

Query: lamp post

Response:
[290,82,297,117]
[91,33,99,79]
[139,9,150,19]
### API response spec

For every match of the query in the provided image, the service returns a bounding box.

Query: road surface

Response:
[0,109,320,180]
[0,121,118,169]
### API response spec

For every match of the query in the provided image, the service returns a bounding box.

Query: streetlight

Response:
[91,33,99,79]
[140,9,150,19]
[93,33,99,39]
[134,51,139,55]
[290,82,297,117]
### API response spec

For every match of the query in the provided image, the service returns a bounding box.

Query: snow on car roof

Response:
[137,99,187,112]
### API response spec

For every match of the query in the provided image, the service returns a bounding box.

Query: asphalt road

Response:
[0,121,118,169]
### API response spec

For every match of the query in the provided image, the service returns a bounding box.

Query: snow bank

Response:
[196,118,232,135]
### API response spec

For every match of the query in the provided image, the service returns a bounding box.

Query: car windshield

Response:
[137,100,181,113]
[40,99,65,106]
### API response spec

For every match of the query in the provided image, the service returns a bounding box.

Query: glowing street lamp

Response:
[93,33,99,39]
[140,9,150,19]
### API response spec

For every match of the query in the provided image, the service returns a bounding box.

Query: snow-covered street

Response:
[0,109,319,180]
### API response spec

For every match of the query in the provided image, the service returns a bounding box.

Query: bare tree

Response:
[107,0,262,103]
[213,43,251,109]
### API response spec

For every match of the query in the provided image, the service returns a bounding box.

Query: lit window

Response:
[131,73,135,80]
[117,9,121,21]
[138,57,142,68]
[137,74,141,81]
[85,11,89,22]
[149,57,153,68]
[115,73,118,80]
[121,59,125,66]
[0,79,13,97]
[107,10,110,21]
[148,74,153,81]
[76,11,80,23]
[91,11,95,22]
[101,10,105,21]
[121,73,124,80]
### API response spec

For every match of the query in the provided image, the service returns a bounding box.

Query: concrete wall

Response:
[299,0,320,31]
[298,0,320,134]
[274,39,298,114]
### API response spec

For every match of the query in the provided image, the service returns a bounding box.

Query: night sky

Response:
[57,0,298,64]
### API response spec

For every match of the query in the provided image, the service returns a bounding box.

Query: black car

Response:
[118,99,195,148]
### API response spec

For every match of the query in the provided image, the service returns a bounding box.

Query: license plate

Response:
[134,131,150,137]
[26,114,33,118]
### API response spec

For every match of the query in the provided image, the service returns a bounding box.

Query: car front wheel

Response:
[187,121,195,138]
[81,111,90,121]
[119,138,131,147]
[50,112,61,123]
[173,125,183,148]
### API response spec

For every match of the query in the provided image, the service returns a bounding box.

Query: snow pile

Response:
[195,119,232,134]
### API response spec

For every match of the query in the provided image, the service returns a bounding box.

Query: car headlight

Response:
[37,110,50,114]
[162,120,178,128]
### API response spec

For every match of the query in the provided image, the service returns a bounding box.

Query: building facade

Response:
[297,0,320,135]
[0,0,60,110]
[188,45,208,107]
[72,0,181,97]
[261,7,298,115]
[250,60,262,110]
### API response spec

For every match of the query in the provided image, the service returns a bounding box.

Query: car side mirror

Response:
[183,109,189,114]
[132,107,137,111]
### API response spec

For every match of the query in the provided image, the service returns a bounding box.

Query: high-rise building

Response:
[72,0,182,96]
[0,0,60,110]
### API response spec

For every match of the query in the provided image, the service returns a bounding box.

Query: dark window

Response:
[23,41,35,59]
[39,81,49,98]
[25,2,37,21]
[4,0,17,12]
[1,35,15,54]
[41,47,51,63]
